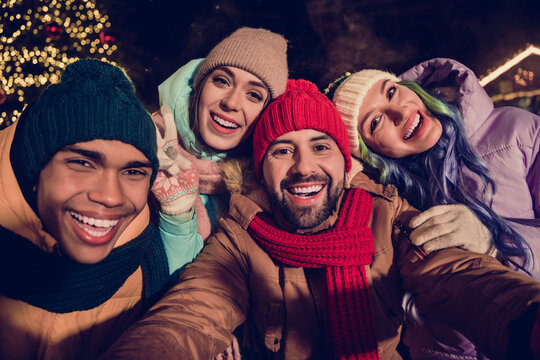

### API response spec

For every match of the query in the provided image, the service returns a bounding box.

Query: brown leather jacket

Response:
[101,161,540,360]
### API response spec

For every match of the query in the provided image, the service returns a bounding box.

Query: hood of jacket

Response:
[399,57,494,137]
[0,120,151,254]
[158,58,229,162]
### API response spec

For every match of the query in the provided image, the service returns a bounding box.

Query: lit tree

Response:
[0,0,117,129]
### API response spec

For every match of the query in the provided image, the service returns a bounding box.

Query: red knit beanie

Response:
[253,79,352,179]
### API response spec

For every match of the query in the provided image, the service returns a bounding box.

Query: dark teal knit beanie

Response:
[10,59,158,209]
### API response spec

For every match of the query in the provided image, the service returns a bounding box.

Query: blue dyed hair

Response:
[358,80,530,269]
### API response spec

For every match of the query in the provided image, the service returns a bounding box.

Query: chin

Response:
[203,131,245,152]
[61,241,116,264]
[72,248,113,264]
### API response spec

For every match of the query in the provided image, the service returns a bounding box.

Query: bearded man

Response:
[101,79,540,360]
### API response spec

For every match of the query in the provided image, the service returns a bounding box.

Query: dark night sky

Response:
[97,0,540,110]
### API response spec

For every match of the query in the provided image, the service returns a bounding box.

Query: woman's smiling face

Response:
[197,66,269,151]
[356,79,443,158]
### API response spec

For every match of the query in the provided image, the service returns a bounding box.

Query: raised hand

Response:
[152,105,199,215]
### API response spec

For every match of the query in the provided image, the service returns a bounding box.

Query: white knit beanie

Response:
[331,70,399,157]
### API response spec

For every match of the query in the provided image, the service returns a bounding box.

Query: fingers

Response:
[161,105,178,144]
[152,111,165,137]
[409,204,456,228]
[165,163,181,177]
[160,104,173,117]
[155,125,165,149]
[420,235,464,253]
[155,105,191,173]
[409,220,457,246]
[408,204,492,254]
[174,152,194,171]
[162,143,193,172]
[157,151,173,167]
[409,206,460,244]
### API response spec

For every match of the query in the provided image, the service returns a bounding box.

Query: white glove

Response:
[408,204,493,255]
[151,105,199,215]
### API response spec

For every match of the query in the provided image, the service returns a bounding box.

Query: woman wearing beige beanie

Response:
[153,27,288,241]
[328,59,539,360]
[149,27,288,360]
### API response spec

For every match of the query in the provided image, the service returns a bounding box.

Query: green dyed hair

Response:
[399,80,455,118]
[356,79,531,269]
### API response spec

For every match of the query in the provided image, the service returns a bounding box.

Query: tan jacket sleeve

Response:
[398,242,540,360]
[100,227,250,360]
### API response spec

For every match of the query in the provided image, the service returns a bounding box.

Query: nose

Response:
[221,88,241,111]
[88,171,125,207]
[387,104,407,126]
[290,148,316,176]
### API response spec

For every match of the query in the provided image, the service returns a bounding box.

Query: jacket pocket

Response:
[264,302,284,352]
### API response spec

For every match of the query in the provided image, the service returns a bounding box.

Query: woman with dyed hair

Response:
[327,58,540,359]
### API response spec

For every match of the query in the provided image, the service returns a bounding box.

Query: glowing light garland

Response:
[0,0,117,128]
[490,88,540,102]
[479,44,540,87]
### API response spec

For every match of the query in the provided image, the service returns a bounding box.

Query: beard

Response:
[264,173,344,229]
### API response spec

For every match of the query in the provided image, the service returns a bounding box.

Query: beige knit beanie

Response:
[193,27,288,99]
[330,70,399,157]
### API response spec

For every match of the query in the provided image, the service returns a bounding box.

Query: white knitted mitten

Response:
[151,105,199,215]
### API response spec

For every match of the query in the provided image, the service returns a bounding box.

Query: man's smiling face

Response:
[36,139,153,264]
[262,129,346,229]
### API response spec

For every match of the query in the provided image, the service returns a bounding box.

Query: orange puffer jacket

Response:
[0,121,154,360]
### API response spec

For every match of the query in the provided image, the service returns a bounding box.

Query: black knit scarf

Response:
[0,223,170,313]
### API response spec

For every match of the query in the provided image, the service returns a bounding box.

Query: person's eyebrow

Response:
[248,80,267,89]
[124,160,153,169]
[60,145,103,162]
[360,110,373,130]
[380,79,389,95]
[309,134,332,142]
[60,145,153,169]
[360,79,390,129]
[218,66,267,89]
[268,138,293,148]
[268,134,333,149]
[219,66,235,78]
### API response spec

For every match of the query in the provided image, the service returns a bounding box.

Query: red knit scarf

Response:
[248,189,379,360]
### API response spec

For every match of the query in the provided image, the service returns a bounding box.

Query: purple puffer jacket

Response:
[400,58,540,359]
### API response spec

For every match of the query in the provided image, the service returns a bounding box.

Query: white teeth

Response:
[70,211,119,228]
[84,226,112,237]
[212,114,239,129]
[404,114,421,140]
[290,185,323,195]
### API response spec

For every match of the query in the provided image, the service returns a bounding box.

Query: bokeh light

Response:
[0,0,117,129]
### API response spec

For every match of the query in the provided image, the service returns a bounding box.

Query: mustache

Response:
[280,174,330,189]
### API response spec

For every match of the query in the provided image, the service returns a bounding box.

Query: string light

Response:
[479,44,540,87]
[515,67,534,87]
[0,0,117,128]
[490,88,540,103]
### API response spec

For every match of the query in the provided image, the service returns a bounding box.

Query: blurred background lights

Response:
[0,0,117,129]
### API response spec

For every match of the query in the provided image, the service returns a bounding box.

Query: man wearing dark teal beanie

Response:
[0,59,171,359]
